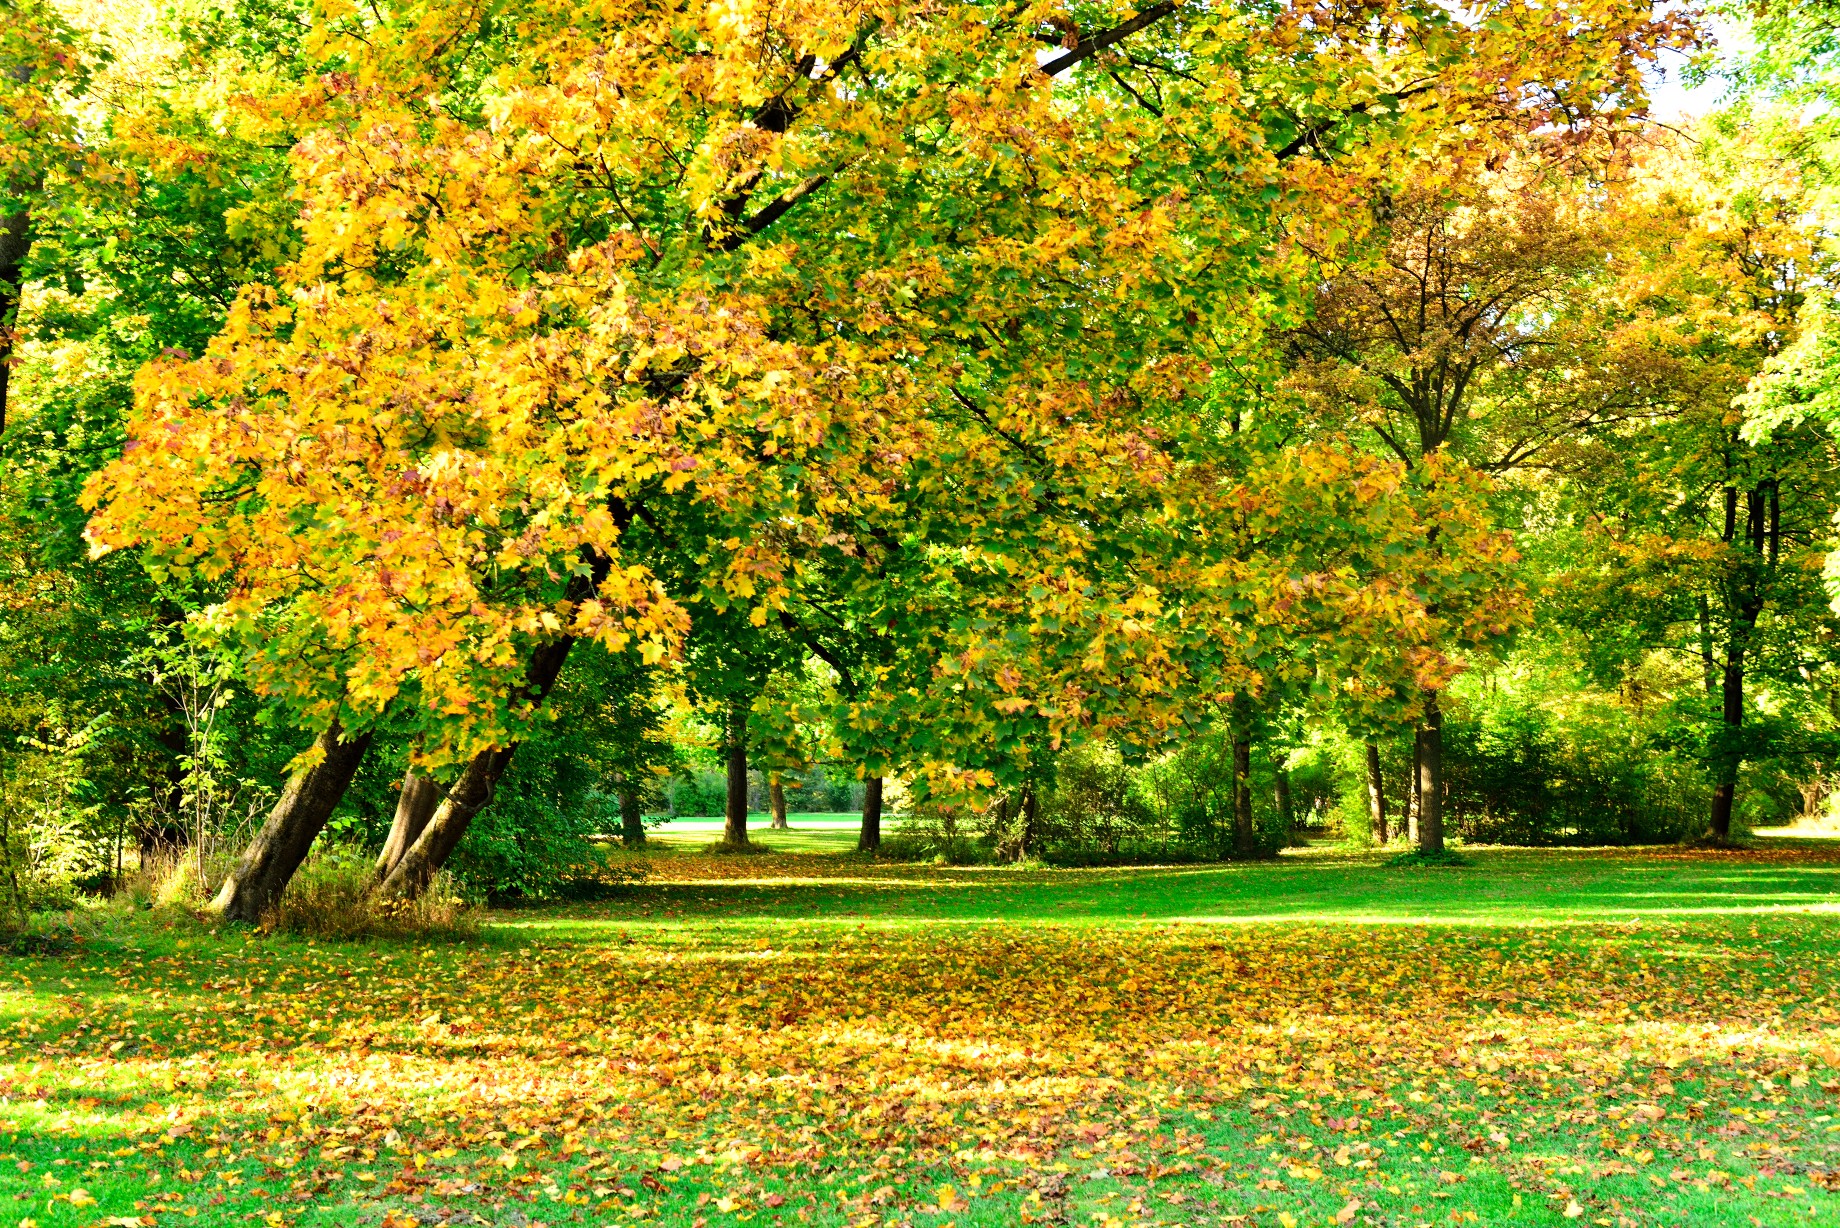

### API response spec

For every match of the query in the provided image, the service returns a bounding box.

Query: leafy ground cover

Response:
[5,844,1840,1228]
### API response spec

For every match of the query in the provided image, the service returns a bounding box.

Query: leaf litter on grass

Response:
[3,856,1839,1228]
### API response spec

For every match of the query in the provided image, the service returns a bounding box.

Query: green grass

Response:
[570,837,1840,928]
[5,841,1839,1228]
[641,813,868,854]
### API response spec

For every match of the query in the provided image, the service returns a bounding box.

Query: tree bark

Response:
[377,635,576,898]
[723,694,750,846]
[619,786,647,846]
[1232,733,1254,855]
[210,721,373,923]
[1709,653,1746,840]
[1408,736,1421,845]
[0,202,35,439]
[769,780,789,829]
[376,768,442,882]
[1366,741,1387,845]
[859,776,883,852]
[1018,785,1039,861]
[377,746,515,898]
[1416,693,1444,853]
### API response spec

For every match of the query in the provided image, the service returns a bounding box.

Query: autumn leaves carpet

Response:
[6,847,1840,1227]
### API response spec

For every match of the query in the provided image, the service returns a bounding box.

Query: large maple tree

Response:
[80,0,1691,911]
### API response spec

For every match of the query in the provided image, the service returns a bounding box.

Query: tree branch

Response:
[1038,4,1183,77]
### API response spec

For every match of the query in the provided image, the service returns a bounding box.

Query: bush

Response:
[877,825,989,865]
[262,847,479,941]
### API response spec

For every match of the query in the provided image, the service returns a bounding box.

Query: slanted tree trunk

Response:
[723,694,750,846]
[210,722,373,923]
[1366,741,1387,844]
[619,786,647,846]
[769,780,789,829]
[376,768,442,882]
[859,776,883,852]
[0,199,36,438]
[377,747,514,899]
[1416,694,1444,853]
[377,635,576,899]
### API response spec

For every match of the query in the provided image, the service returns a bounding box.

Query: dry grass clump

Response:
[262,847,480,941]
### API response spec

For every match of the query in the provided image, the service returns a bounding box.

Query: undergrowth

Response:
[262,847,480,940]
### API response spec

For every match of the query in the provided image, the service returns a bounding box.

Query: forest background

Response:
[4,0,1840,919]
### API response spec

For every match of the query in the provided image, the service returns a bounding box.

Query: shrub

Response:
[877,827,989,865]
[263,847,479,941]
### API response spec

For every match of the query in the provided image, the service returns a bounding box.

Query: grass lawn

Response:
[5,842,1840,1228]
[641,816,867,855]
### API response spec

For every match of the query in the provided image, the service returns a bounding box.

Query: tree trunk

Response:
[210,722,373,923]
[859,776,883,852]
[1408,736,1421,845]
[1018,785,1039,860]
[0,202,35,439]
[378,747,514,898]
[1709,653,1745,841]
[376,768,442,882]
[723,694,749,846]
[769,780,789,829]
[1366,741,1387,844]
[1232,732,1253,855]
[619,787,647,846]
[377,635,576,899]
[1707,481,1775,842]
[1416,693,1444,853]
[1697,595,1720,701]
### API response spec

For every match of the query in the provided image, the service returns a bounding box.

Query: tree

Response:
[83,0,1687,905]
[0,0,91,437]
[1551,131,1839,840]
[1285,161,1646,851]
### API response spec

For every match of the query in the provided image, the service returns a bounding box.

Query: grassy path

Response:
[4,844,1839,1228]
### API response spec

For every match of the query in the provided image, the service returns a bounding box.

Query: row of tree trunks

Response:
[711,695,882,851]
[209,722,374,923]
